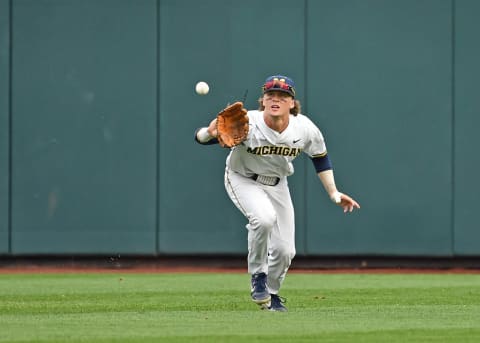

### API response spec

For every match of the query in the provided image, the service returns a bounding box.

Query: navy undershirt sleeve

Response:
[311,154,333,173]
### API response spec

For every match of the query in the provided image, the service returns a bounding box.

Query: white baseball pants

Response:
[224,168,296,294]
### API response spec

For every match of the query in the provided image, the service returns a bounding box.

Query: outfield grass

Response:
[1,272,480,342]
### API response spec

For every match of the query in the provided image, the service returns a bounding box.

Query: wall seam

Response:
[303,0,309,255]
[8,0,13,254]
[450,0,456,256]
[155,0,161,255]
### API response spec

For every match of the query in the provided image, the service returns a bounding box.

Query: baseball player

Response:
[195,75,360,311]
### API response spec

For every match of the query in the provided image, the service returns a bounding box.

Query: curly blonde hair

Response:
[257,97,301,116]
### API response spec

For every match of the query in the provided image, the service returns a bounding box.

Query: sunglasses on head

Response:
[263,78,295,96]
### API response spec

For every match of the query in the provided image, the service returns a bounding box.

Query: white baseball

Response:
[195,81,209,95]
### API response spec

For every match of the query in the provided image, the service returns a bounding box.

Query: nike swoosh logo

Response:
[293,139,301,144]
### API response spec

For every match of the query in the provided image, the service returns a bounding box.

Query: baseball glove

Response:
[216,101,249,148]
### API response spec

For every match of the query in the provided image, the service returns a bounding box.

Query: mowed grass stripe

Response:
[1,273,480,342]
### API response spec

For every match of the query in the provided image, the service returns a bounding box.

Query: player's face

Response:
[262,91,294,116]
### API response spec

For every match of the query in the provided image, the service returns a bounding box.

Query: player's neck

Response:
[264,113,289,133]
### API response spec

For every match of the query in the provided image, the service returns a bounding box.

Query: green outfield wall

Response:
[0,0,9,253]
[0,0,478,256]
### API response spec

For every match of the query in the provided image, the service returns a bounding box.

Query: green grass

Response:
[1,272,480,342]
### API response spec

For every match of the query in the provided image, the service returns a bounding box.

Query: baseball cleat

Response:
[262,294,287,312]
[250,273,271,304]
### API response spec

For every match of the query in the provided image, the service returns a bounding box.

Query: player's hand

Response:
[335,193,360,213]
[207,118,218,138]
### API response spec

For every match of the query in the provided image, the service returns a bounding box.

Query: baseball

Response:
[195,81,209,95]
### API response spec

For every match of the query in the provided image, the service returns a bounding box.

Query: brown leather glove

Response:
[216,102,249,148]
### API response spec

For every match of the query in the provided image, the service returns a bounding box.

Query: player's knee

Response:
[272,244,296,261]
[249,211,276,231]
[282,244,296,261]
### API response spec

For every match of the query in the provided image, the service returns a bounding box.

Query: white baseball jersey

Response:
[226,110,328,178]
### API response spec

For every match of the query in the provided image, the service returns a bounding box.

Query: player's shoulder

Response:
[290,113,324,140]
[291,113,317,127]
[293,112,310,121]
[246,110,262,122]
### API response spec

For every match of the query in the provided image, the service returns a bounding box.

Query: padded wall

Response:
[157,0,307,253]
[0,0,10,253]
[10,0,158,253]
[453,0,480,255]
[305,0,453,255]
[1,0,480,256]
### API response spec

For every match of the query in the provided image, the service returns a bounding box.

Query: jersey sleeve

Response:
[302,116,327,158]
[301,116,333,172]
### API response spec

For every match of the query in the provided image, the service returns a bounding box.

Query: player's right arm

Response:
[195,118,219,145]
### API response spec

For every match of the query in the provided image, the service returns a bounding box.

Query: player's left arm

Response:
[317,169,360,213]
[302,115,360,212]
